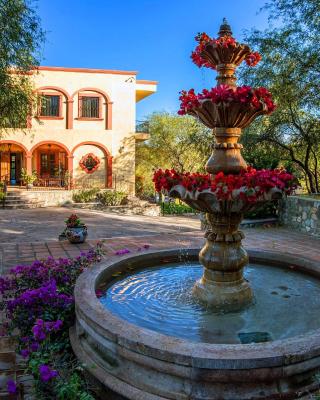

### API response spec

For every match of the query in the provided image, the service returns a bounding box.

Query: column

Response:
[67,155,74,189]
[107,156,113,188]
[26,154,32,175]
[66,100,74,129]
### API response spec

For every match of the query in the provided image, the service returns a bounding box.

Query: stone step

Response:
[3,195,45,209]
[0,338,15,353]
[5,193,23,197]
[3,195,21,200]
[4,199,40,204]
[2,203,44,209]
[4,199,28,204]
[0,352,16,371]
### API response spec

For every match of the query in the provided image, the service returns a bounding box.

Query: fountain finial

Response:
[218,17,232,37]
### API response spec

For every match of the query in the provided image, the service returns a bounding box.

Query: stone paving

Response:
[0,207,319,273]
[0,207,200,243]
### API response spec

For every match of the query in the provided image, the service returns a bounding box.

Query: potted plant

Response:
[63,214,88,244]
[21,168,37,189]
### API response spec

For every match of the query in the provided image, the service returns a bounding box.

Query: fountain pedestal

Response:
[194,212,253,310]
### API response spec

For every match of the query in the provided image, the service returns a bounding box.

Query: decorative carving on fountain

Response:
[154,19,296,311]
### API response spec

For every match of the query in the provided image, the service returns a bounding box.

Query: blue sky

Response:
[37,0,269,120]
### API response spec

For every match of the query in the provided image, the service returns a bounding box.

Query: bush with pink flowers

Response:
[1,245,103,399]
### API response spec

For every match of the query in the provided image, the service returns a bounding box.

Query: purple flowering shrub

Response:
[1,244,103,399]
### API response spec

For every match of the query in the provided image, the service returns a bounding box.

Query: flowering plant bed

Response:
[153,167,296,204]
[0,245,103,399]
[191,32,261,70]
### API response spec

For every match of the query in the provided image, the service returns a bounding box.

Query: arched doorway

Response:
[0,142,28,185]
[30,142,71,187]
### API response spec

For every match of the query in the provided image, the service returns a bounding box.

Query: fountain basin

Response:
[71,249,320,400]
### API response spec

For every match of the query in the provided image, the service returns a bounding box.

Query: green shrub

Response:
[72,189,99,203]
[0,191,6,202]
[21,168,37,185]
[96,190,127,206]
[161,201,197,215]
[135,175,155,200]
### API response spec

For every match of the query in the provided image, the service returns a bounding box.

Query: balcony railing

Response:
[136,120,149,133]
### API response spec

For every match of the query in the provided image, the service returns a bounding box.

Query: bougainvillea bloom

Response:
[7,380,17,394]
[39,365,58,382]
[178,85,276,116]
[191,32,261,70]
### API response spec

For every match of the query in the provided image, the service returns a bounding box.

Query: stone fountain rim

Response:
[74,248,320,369]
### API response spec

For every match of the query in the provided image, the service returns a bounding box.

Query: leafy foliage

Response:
[238,0,320,192]
[136,112,212,197]
[161,201,197,215]
[0,0,44,134]
[72,189,127,206]
[72,188,99,203]
[21,167,37,184]
[96,190,127,206]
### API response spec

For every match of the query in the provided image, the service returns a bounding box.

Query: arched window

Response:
[72,88,112,129]
[36,87,73,128]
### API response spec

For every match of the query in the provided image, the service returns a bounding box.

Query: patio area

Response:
[0,207,319,273]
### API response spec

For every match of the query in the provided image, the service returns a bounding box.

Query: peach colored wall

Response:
[3,68,157,194]
[73,145,106,188]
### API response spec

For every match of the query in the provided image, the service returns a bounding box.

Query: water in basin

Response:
[100,262,320,344]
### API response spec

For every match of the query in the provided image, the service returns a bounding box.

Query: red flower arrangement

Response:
[191,32,261,70]
[153,167,296,203]
[79,153,100,174]
[178,85,276,116]
[65,214,85,228]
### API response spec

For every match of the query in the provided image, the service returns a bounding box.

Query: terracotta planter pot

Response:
[65,225,88,244]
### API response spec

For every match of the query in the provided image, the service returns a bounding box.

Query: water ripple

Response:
[100,262,320,344]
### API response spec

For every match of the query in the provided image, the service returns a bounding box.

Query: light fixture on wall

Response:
[125,77,135,83]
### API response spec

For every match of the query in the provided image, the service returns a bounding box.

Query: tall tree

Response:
[0,0,44,134]
[135,112,211,196]
[239,0,320,192]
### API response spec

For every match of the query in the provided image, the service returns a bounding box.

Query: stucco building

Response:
[0,66,157,194]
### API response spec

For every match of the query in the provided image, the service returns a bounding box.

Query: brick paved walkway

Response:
[0,207,200,243]
[1,226,319,274]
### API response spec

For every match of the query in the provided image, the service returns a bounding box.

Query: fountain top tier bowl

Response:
[71,249,320,400]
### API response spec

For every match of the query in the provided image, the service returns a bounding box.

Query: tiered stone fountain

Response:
[71,20,320,400]
[166,18,282,311]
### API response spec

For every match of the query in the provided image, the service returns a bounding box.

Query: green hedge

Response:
[72,189,128,206]
[161,201,197,215]
[96,190,127,206]
[72,189,99,203]
[161,200,278,218]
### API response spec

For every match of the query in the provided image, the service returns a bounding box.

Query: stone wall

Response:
[23,190,73,207]
[280,196,320,236]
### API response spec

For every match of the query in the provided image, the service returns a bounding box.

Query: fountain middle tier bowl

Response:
[187,99,268,129]
[71,249,320,400]
[169,185,283,214]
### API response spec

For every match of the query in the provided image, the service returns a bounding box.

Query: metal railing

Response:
[136,120,149,133]
[33,177,67,189]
